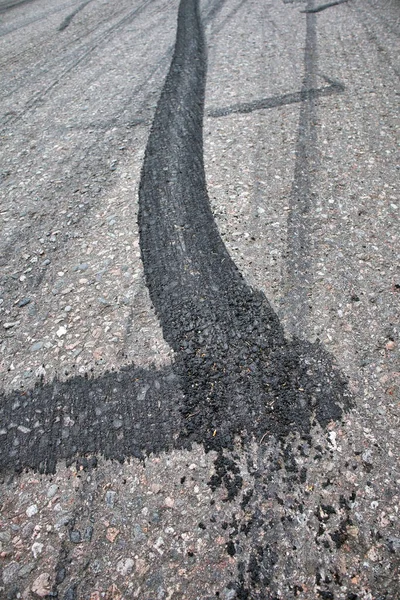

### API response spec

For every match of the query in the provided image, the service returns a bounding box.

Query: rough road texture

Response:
[0,0,399,598]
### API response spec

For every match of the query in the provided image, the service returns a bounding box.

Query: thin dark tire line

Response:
[0,0,37,13]
[283,0,318,338]
[0,0,79,38]
[58,0,93,31]
[207,80,344,117]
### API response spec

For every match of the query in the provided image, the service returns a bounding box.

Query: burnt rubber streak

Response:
[138,0,351,449]
[0,0,352,475]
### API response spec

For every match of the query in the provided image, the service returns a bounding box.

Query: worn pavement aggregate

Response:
[0,0,399,597]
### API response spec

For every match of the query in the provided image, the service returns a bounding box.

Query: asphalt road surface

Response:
[0,0,399,598]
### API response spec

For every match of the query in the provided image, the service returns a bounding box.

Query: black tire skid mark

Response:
[0,0,352,476]
[2,0,238,291]
[0,0,247,318]
[138,0,352,450]
[0,366,181,475]
[70,0,246,130]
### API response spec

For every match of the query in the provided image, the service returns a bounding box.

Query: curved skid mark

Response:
[139,0,352,450]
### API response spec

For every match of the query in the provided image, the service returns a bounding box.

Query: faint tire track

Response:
[0,0,37,12]
[58,0,93,31]
[0,0,153,128]
[0,0,79,37]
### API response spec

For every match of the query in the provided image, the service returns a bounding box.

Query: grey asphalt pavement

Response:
[0,0,399,598]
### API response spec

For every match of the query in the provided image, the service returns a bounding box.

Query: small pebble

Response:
[18,297,31,307]
[26,504,38,517]
[31,541,44,558]
[2,562,20,584]
[76,263,89,271]
[106,527,119,543]
[3,321,20,329]
[17,425,31,434]
[47,484,58,498]
[55,567,66,584]
[18,562,35,577]
[116,557,134,576]
[21,522,35,539]
[30,341,44,351]
[69,530,81,543]
[64,585,78,600]
[0,531,11,542]
[84,525,94,542]
[98,297,110,306]
[105,490,117,507]
[31,573,52,597]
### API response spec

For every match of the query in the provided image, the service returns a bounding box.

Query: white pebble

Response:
[31,542,44,558]
[26,504,38,517]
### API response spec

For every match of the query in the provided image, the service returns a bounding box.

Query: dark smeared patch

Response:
[0,366,180,474]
